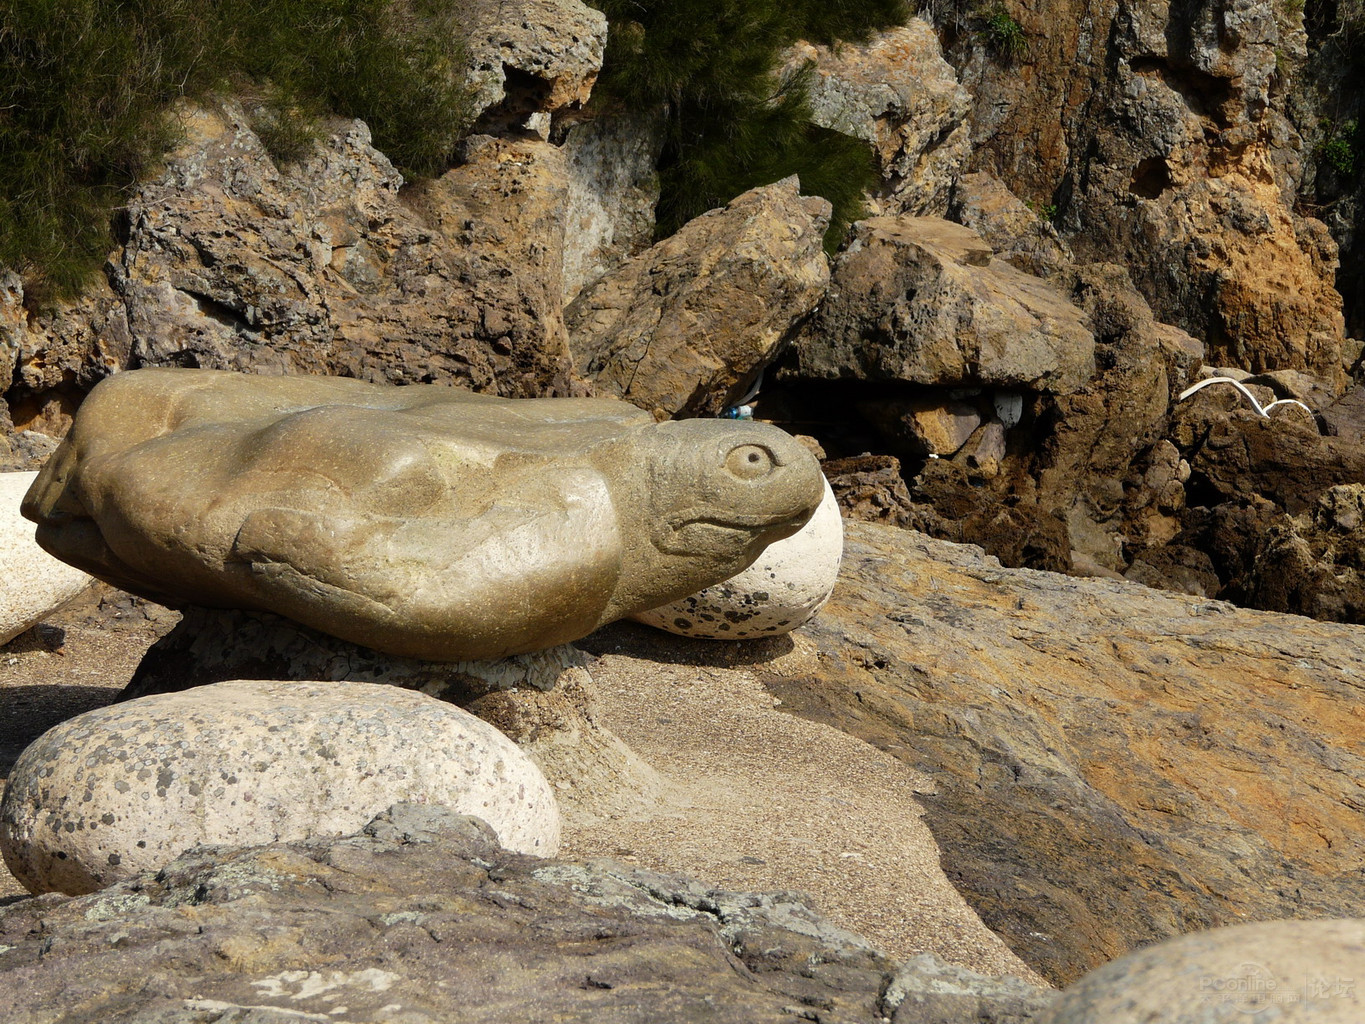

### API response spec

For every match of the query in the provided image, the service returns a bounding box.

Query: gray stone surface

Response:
[885,953,1056,1023]
[0,681,560,895]
[1039,919,1365,1023]
[23,368,824,660]
[0,804,907,1023]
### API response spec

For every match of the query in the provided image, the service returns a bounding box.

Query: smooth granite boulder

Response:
[0,680,561,895]
[22,368,824,660]
[0,471,93,645]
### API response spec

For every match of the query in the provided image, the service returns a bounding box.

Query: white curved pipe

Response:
[1177,376,1315,422]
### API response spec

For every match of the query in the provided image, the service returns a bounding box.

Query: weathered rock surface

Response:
[24,369,824,660]
[0,472,92,646]
[939,0,1345,384]
[787,19,972,217]
[460,0,607,136]
[887,954,1058,1024]
[0,804,1055,1023]
[0,682,560,895]
[560,109,662,302]
[631,477,843,639]
[568,178,831,418]
[1040,919,1365,1023]
[761,520,1365,985]
[790,217,1095,395]
[949,172,1073,280]
[115,101,577,396]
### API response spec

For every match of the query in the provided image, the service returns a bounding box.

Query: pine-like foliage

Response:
[0,0,473,299]
[589,0,909,252]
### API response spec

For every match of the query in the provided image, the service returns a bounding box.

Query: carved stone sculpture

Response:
[23,369,824,660]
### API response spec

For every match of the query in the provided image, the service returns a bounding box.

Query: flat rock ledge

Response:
[0,804,1056,1024]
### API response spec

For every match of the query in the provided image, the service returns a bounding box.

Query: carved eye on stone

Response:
[726,444,774,480]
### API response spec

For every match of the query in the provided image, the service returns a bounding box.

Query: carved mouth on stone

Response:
[656,508,804,555]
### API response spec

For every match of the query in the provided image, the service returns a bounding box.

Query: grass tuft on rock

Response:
[588,0,908,253]
[0,0,473,300]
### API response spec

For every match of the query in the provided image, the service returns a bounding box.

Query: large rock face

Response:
[0,681,561,894]
[761,520,1365,985]
[791,217,1095,395]
[23,369,824,660]
[568,178,831,418]
[937,0,1345,384]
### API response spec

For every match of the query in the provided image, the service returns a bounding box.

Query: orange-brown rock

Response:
[763,519,1365,986]
[938,0,1346,384]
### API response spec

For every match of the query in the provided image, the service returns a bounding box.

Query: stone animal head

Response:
[594,418,824,619]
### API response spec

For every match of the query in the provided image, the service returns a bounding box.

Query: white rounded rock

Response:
[1040,918,1365,1023]
[632,476,843,639]
[0,680,560,895]
[1,470,93,645]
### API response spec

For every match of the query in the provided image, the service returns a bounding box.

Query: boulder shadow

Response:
[576,619,796,668]
[1,684,122,776]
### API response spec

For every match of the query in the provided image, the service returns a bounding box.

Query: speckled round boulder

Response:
[1,471,92,645]
[631,477,843,639]
[1039,918,1365,1023]
[0,680,560,895]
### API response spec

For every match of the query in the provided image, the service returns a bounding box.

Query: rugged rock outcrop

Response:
[790,216,1095,395]
[116,104,579,396]
[568,178,831,418]
[937,0,1347,383]
[0,805,901,1023]
[559,110,662,302]
[460,0,607,136]
[761,519,1365,986]
[787,18,972,217]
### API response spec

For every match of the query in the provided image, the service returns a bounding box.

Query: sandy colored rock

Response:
[791,217,1095,394]
[568,178,831,418]
[765,519,1365,984]
[632,477,843,639]
[24,369,824,660]
[0,472,93,646]
[0,680,560,895]
[1040,919,1365,1023]
[785,19,971,217]
[560,109,662,301]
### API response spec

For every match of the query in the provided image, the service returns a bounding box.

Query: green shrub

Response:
[589,0,908,253]
[1319,118,1361,176]
[979,3,1027,61]
[0,0,473,300]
